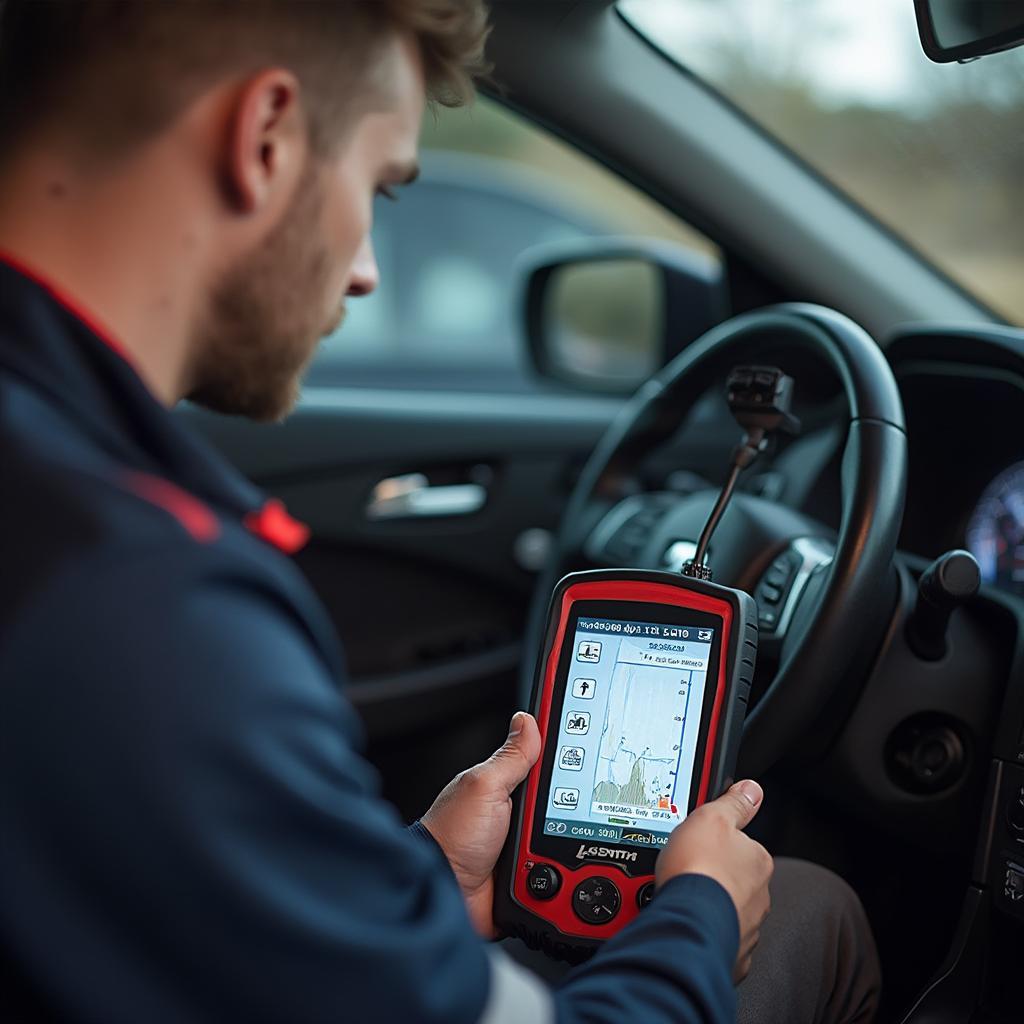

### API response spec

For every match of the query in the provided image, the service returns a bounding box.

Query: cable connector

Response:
[725,366,800,436]
[731,426,768,469]
[682,366,800,581]
[680,559,713,581]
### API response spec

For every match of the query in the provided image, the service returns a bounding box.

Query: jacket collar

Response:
[0,254,308,554]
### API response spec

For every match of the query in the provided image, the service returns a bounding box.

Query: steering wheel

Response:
[524,304,907,778]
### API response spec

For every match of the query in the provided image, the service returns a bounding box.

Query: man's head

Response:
[0,0,489,420]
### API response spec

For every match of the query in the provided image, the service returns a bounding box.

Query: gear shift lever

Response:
[906,549,980,661]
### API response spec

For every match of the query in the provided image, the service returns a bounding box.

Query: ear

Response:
[224,68,307,215]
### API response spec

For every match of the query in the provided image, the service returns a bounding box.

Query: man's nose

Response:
[347,236,379,297]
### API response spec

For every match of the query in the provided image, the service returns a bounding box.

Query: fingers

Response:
[734,912,762,982]
[714,779,764,830]
[733,878,771,983]
[485,712,542,797]
[733,952,754,984]
[735,923,764,983]
[738,932,760,963]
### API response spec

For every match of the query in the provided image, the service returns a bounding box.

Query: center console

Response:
[901,620,1024,1024]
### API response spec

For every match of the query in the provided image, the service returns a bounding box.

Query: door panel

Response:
[179,376,752,819]
[180,391,625,816]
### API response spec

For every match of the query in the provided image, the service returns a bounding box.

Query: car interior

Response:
[179,2,1024,1020]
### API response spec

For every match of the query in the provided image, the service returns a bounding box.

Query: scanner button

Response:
[572,876,621,924]
[637,881,656,909]
[527,863,561,900]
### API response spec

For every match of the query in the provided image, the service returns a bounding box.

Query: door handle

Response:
[366,472,487,521]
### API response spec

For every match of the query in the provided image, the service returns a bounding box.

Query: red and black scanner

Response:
[494,568,757,962]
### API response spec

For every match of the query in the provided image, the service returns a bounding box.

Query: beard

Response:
[187,164,344,423]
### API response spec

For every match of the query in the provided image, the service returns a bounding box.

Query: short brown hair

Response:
[0,0,491,157]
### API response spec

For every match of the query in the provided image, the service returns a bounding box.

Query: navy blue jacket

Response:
[0,257,740,1023]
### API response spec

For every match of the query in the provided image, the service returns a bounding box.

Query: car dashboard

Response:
[654,320,1024,1020]
[890,326,1024,606]
[801,322,1024,1022]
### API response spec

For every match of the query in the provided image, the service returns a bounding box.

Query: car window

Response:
[308,96,720,392]
[619,0,1024,325]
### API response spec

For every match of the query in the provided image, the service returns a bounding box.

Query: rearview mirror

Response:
[915,0,1024,63]
[520,240,727,394]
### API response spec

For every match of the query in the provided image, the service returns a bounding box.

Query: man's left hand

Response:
[421,711,541,938]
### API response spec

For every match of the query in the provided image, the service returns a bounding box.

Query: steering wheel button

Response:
[759,608,778,629]
[771,553,797,574]
[527,863,561,900]
[760,583,782,603]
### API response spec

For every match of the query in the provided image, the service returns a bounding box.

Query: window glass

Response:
[308,97,720,391]
[620,0,1024,323]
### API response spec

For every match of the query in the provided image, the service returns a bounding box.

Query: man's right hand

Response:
[655,779,773,982]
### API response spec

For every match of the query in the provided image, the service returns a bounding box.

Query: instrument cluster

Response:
[966,462,1024,597]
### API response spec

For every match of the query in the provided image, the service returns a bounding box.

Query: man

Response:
[0,2,878,1021]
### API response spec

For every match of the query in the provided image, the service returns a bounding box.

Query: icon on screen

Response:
[572,678,596,699]
[559,746,585,771]
[576,641,602,663]
[553,787,580,809]
[698,629,712,641]
[565,711,590,735]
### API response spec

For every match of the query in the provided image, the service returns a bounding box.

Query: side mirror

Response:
[915,0,1024,63]
[521,239,727,394]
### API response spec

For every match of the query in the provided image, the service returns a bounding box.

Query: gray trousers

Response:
[502,858,882,1024]
[736,858,881,1023]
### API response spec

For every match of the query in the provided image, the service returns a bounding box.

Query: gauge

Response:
[965,461,1024,595]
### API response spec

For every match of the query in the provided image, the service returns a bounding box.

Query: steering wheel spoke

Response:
[584,493,680,567]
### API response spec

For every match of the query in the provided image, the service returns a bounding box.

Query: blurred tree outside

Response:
[420,97,720,262]
[623,0,1024,324]
[419,103,697,373]
[548,259,664,380]
[312,95,720,386]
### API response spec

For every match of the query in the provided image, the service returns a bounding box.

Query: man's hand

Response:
[421,712,541,938]
[656,780,773,982]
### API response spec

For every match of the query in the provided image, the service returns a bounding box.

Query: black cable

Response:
[684,426,767,579]
[692,462,741,567]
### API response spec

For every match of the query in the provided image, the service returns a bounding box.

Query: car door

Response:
[179,96,724,819]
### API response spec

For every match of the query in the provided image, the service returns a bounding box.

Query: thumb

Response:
[486,712,542,797]
[714,779,764,830]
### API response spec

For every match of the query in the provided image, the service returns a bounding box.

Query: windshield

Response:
[619,0,1024,324]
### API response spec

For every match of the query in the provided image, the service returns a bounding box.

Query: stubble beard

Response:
[187,166,342,423]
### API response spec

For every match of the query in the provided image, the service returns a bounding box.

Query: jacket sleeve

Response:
[2,556,491,1024]
[1,549,737,1024]
[552,873,739,1024]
